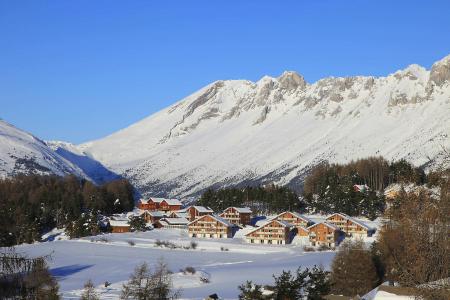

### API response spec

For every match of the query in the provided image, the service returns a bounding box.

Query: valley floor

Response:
[15,229,336,299]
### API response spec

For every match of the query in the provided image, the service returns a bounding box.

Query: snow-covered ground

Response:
[14,228,336,299]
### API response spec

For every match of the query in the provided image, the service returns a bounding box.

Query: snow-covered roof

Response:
[170,211,189,218]
[140,210,166,217]
[188,214,233,227]
[276,211,312,223]
[245,219,293,236]
[109,220,130,227]
[148,197,165,203]
[160,217,189,225]
[307,221,340,231]
[326,213,372,230]
[191,205,214,213]
[161,198,182,205]
[223,207,252,213]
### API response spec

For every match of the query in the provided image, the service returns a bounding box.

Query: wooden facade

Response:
[188,214,233,238]
[219,207,252,226]
[307,222,340,247]
[326,213,372,237]
[245,219,293,245]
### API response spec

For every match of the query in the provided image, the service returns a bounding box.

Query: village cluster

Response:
[108,197,375,248]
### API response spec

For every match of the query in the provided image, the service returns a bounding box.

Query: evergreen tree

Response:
[238,281,266,300]
[128,215,147,232]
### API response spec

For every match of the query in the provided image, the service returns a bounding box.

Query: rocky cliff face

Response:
[10,55,450,198]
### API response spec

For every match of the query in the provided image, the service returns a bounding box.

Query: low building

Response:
[307,221,340,247]
[109,220,130,233]
[138,197,182,212]
[273,211,313,229]
[185,206,214,221]
[140,210,166,224]
[245,219,293,245]
[155,217,189,229]
[167,211,189,219]
[326,213,373,237]
[219,207,252,226]
[188,214,233,238]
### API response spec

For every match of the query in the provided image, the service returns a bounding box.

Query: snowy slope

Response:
[79,54,450,198]
[0,120,116,184]
[0,120,84,178]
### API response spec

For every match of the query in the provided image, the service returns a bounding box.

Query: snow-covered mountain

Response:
[0,120,119,184]
[78,54,450,198]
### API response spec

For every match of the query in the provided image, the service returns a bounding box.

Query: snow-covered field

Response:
[14,228,336,299]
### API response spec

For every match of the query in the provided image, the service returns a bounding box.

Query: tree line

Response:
[197,184,303,215]
[0,174,135,246]
[198,157,430,219]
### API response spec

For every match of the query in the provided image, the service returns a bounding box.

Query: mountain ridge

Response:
[76,54,450,198]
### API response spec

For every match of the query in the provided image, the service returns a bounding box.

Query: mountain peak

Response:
[277,71,307,90]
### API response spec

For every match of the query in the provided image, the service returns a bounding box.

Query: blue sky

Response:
[1,1,449,144]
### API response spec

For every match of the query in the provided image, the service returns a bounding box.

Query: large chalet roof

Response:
[222,207,252,213]
[275,211,313,223]
[307,221,340,231]
[188,214,233,227]
[245,219,293,236]
[326,213,372,230]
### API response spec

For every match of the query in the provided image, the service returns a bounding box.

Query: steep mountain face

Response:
[0,120,118,184]
[75,55,450,197]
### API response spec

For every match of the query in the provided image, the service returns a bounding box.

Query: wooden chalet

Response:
[326,213,373,237]
[155,217,189,229]
[245,219,293,245]
[140,210,166,224]
[219,207,252,226]
[185,206,214,221]
[137,197,182,212]
[109,220,130,233]
[159,199,182,212]
[273,211,313,229]
[188,214,233,238]
[307,221,340,247]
